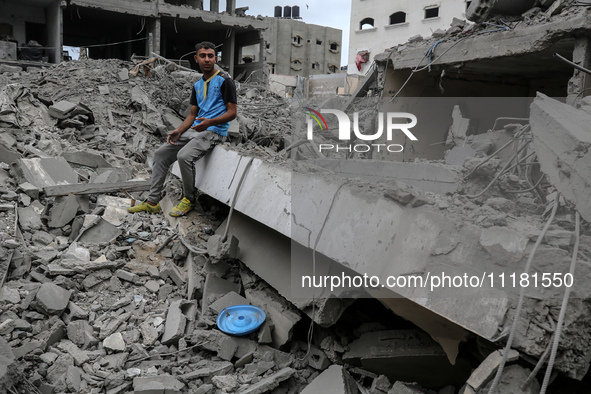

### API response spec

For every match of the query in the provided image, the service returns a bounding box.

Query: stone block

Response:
[160,261,186,287]
[161,300,187,345]
[301,365,358,394]
[103,332,126,352]
[35,283,71,315]
[209,291,249,315]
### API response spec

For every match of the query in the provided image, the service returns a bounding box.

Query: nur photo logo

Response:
[304,108,418,153]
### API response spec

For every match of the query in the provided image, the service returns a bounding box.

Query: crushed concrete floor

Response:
[3,15,591,394]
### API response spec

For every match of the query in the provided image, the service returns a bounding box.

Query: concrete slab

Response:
[48,195,80,228]
[14,157,78,189]
[61,151,111,168]
[202,274,241,314]
[301,365,358,394]
[530,93,591,223]
[77,218,120,244]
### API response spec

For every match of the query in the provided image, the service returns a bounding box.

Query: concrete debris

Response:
[301,365,359,394]
[465,349,519,391]
[530,93,591,223]
[1,30,591,392]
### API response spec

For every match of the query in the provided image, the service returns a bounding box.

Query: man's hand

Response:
[167,129,183,145]
[191,117,212,132]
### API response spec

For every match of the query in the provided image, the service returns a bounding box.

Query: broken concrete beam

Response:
[43,180,151,197]
[34,283,71,315]
[245,288,301,348]
[530,93,591,223]
[133,374,185,393]
[301,365,358,394]
[13,157,78,189]
[238,367,295,394]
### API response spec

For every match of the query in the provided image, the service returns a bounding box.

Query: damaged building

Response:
[0,0,341,81]
[2,0,591,393]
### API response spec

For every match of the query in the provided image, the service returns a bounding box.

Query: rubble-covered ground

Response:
[2,44,591,393]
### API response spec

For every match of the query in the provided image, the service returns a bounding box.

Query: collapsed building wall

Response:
[370,7,591,162]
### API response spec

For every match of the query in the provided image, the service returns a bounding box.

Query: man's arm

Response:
[167,105,199,144]
[191,102,237,132]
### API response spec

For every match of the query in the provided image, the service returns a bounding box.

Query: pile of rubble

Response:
[0,58,473,394]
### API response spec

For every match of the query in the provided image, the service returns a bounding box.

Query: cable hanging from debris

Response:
[137,17,146,35]
[539,211,581,394]
[25,37,148,51]
[487,194,560,394]
[465,136,532,199]
[554,53,591,76]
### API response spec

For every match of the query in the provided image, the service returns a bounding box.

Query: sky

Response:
[234,0,352,66]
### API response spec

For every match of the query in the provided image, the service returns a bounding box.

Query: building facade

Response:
[348,0,470,75]
[262,17,342,77]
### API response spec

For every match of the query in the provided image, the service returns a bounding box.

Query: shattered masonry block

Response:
[161,299,187,345]
[306,346,331,370]
[466,349,519,391]
[209,291,249,315]
[160,261,186,287]
[239,367,295,394]
[301,365,358,394]
[66,320,97,348]
[35,283,71,315]
[115,269,141,284]
[57,340,89,366]
[48,100,77,119]
[103,332,126,352]
[388,381,424,394]
[62,151,111,168]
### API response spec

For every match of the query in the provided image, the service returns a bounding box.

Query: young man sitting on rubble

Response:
[128,41,237,217]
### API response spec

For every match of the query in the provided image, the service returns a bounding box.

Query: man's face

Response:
[195,48,216,73]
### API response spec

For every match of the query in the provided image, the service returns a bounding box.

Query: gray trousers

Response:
[147,129,224,203]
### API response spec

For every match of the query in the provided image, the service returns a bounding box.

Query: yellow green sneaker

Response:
[128,201,161,214]
[169,197,195,217]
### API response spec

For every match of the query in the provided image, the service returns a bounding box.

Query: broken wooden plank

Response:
[44,180,151,196]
